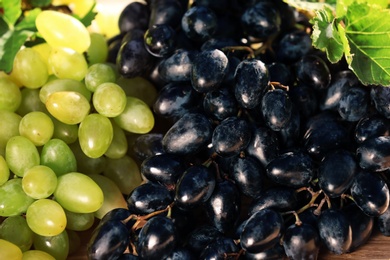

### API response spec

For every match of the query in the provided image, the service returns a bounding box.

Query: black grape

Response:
[199,237,239,259]
[282,223,321,260]
[288,82,319,120]
[181,6,218,42]
[162,113,213,155]
[378,204,390,236]
[354,114,390,144]
[234,59,269,109]
[144,24,177,58]
[318,149,357,198]
[261,88,293,131]
[148,0,184,30]
[240,208,284,253]
[370,85,390,119]
[165,247,196,260]
[295,54,331,91]
[266,150,314,188]
[200,37,239,52]
[244,243,286,260]
[132,133,164,162]
[350,171,390,217]
[136,216,177,259]
[278,105,301,149]
[356,136,390,172]
[338,86,370,122]
[186,225,224,255]
[276,30,312,63]
[202,87,239,121]
[99,208,132,229]
[118,2,150,33]
[266,62,294,87]
[175,165,216,210]
[158,49,197,82]
[211,116,251,157]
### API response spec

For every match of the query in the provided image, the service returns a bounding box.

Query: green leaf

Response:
[14,8,41,31]
[344,3,390,85]
[1,0,21,26]
[336,0,388,17]
[311,7,345,63]
[73,1,97,28]
[0,30,34,73]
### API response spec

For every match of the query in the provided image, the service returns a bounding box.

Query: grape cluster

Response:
[87,0,390,259]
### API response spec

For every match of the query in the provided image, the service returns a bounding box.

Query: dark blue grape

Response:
[186,225,224,254]
[199,237,239,260]
[144,24,176,58]
[181,6,218,42]
[338,86,370,122]
[370,85,390,119]
[99,208,132,229]
[244,243,286,260]
[136,216,177,259]
[118,2,150,33]
[203,87,239,121]
[190,49,229,93]
[211,116,251,157]
[318,149,357,198]
[276,30,312,63]
[234,59,269,109]
[162,113,213,155]
[295,54,331,91]
[378,203,390,236]
[266,62,294,87]
[240,208,284,253]
[261,88,293,131]
[356,136,390,172]
[158,49,197,82]
[289,82,318,119]
[278,105,301,149]
[354,114,390,144]
[148,0,184,30]
[166,247,196,260]
[350,171,390,217]
[133,133,164,162]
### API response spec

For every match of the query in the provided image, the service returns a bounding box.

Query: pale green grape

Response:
[40,139,77,176]
[66,229,81,255]
[36,10,90,53]
[69,141,107,175]
[45,91,90,125]
[104,120,128,159]
[19,111,54,146]
[103,155,142,195]
[87,32,109,65]
[54,172,104,213]
[116,76,158,107]
[40,78,92,103]
[0,77,22,112]
[88,174,128,219]
[78,113,113,158]
[26,199,67,236]
[114,96,155,134]
[48,47,88,81]
[64,209,94,231]
[84,63,116,92]
[0,215,34,252]
[6,135,40,177]
[32,42,53,74]
[17,88,47,116]
[33,230,69,260]
[0,178,35,217]
[22,250,55,260]
[12,48,48,89]
[92,83,127,118]
[0,110,21,156]
[51,116,78,144]
[22,165,57,199]
[0,239,23,260]
[0,155,10,186]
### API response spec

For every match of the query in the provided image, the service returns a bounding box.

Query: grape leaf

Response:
[2,0,21,26]
[14,8,41,31]
[73,2,97,28]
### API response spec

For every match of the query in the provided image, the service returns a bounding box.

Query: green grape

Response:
[0,77,22,112]
[54,172,104,213]
[51,116,78,144]
[103,155,142,195]
[114,96,155,134]
[33,229,69,260]
[0,178,35,217]
[78,113,113,158]
[22,250,55,260]
[5,135,40,177]
[48,47,88,81]
[36,10,90,53]
[11,47,48,89]
[87,32,108,65]
[116,76,158,107]
[88,174,128,219]
[69,141,107,175]
[17,88,47,116]
[26,199,67,236]
[84,63,116,92]
[0,239,23,260]
[0,110,21,156]
[0,155,10,186]
[64,209,95,231]
[0,215,34,252]
[22,165,57,199]
[40,78,92,103]
[104,120,128,159]
[66,229,81,255]
[45,91,90,125]
[19,111,54,146]
[40,139,77,176]
[32,43,53,75]
[93,82,127,118]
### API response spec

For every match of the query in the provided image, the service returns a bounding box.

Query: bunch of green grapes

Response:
[0,9,157,260]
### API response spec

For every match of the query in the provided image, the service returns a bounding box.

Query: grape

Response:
[357,136,390,172]
[203,87,238,121]
[370,85,390,119]
[199,237,239,259]
[0,239,23,260]
[0,77,22,112]
[354,114,390,144]
[69,141,107,175]
[181,6,217,42]
[104,120,128,159]
[338,86,370,121]
[0,215,34,252]
[261,88,293,131]
[64,209,95,231]
[40,78,92,104]
[22,250,55,260]
[22,165,57,199]
[54,172,104,213]
[48,47,88,81]
[17,88,47,117]
[144,24,177,58]
[116,76,158,107]
[78,113,113,158]
[0,110,22,156]
[158,49,196,82]
[5,135,40,177]
[87,33,109,65]
[67,229,81,255]
[276,30,312,63]
[84,63,117,92]
[31,43,53,75]
[0,155,10,186]
[36,10,91,53]
[0,178,35,217]
[295,54,331,91]
[118,1,150,33]
[19,111,54,146]
[51,116,79,144]
[149,0,184,29]
[92,83,127,117]
[33,230,69,260]
[11,48,48,89]
[26,199,67,237]
[45,91,91,125]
